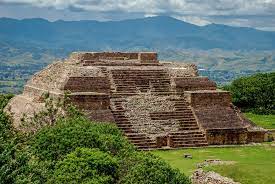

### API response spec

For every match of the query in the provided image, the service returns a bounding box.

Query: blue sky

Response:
[1,0,275,31]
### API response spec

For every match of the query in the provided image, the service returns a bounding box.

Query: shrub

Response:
[50,148,118,184]
[30,116,134,161]
[119,152,191,184]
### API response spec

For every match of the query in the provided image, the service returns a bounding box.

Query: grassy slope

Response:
[152,144,275,184]
[244,113,275,129]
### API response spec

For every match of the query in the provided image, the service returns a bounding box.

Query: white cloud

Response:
[1,0,274,15]
[175,16,211,26]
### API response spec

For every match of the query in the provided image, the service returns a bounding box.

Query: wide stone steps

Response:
[110,98,158,150]
[125,133,157,149]
[169,130,208,148]
[110,69,171,94]
[110,94,207,150]
[172,143,208,147]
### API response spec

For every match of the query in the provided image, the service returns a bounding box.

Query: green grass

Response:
[244,113,275,129]
[152,144,275,184]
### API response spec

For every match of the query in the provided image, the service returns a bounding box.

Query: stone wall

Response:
[64,77,110,93]
[185,90,231,107]
[164,62,198,77]
[69,93,115,123]
[23,85,62,102]
[138,52,158,63]
[247,130,266,143]
[206,128,248,145]
[69,93,110,110]
[174,77,217,92]
[69,52,157,63]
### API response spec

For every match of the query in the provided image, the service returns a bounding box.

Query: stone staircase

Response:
[108,69,208,149]
[169,131,208,147]
[168,98,208,148]
[110,98,157,150]
[110,69,171,95]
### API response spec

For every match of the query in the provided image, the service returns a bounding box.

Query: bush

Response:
[30,116,134,161]
[120,152,191,184]
[50,148,118,184]
[224,72,275,114]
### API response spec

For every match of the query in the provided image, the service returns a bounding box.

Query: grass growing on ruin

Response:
[152,144,275,184]
[244,113,275,129]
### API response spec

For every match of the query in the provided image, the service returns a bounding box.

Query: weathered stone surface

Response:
[192,169,240,184]
[5,51,266,149]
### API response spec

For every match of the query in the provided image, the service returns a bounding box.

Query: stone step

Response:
[112,73,169,75]
[129,139,155,143]
[178,125,199,128]
[170,131,205,135]
[172,140,207,145]
[172,143,208,148]
[126,133,148,137]
[116,124,132,128]
[111,70,168,73]
[171,136,206,141]
[150,111,193,115]
[151,117,196,120]
[178,127,200,131]
[112,76,170,78]
[115,78,155,80]
[127,136,152,141]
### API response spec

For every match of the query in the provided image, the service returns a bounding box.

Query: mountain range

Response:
[0,16,274,93]
[1,16,275,51]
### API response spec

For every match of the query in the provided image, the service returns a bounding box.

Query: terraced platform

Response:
[6,52,266,150]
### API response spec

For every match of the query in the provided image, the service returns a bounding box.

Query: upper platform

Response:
[69,52,159,66]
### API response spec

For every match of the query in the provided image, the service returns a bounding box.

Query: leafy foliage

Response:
[224,72,275,114]
[50,148,118,184]
[30,116,133,161]
[120,152,191,184]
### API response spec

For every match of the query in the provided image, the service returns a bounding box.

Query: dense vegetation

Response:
[0,94,190,184]
[224,72,275,114]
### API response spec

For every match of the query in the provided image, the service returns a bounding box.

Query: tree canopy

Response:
[224,72,275,114]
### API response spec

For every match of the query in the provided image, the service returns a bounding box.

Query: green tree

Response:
[50,148,118,184]
[30,116,133,161]
[224,72,275,114]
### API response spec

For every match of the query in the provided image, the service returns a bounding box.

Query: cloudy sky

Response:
[0,0,275,31]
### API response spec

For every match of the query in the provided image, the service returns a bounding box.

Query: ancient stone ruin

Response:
[6,52,266,149]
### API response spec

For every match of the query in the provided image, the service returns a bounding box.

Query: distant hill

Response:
[1,16,275,51]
